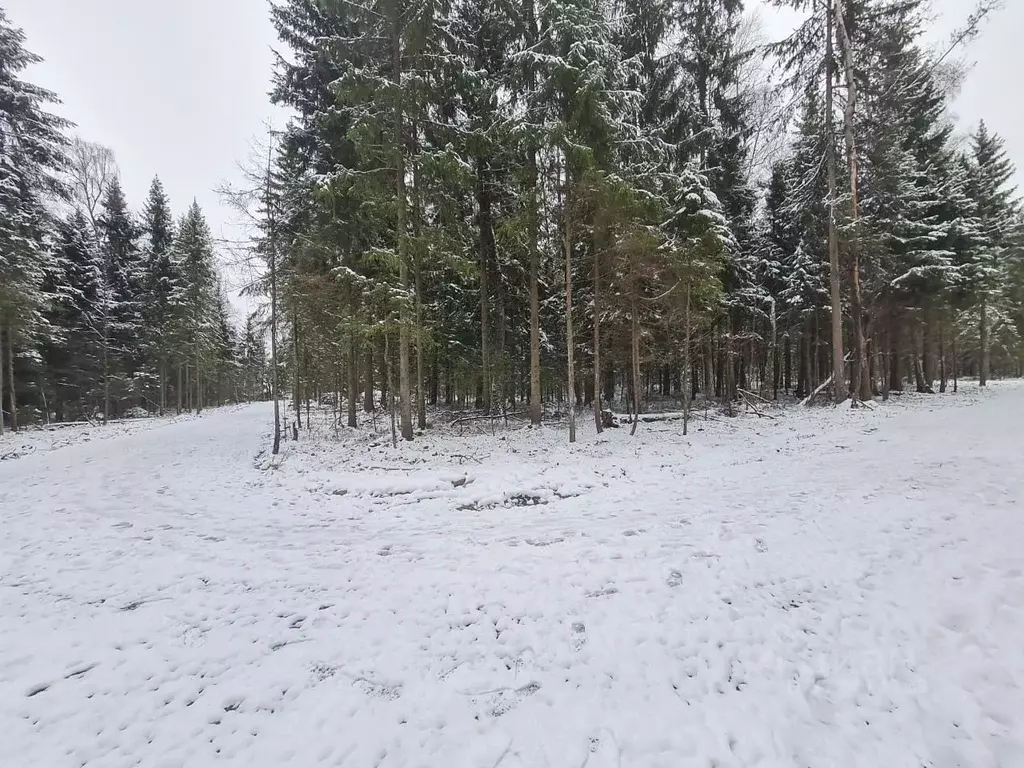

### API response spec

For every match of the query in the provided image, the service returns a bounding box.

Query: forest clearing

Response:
[2,383,1023,767]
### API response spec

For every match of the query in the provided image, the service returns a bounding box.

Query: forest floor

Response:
[2,383,1023,768]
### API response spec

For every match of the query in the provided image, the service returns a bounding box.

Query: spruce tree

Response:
[967,123,1019,386]
[0,8,70,432]
[173,202,219,414]
[140,176,180,412]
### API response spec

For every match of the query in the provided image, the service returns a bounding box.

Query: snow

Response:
[2,385,1024,767]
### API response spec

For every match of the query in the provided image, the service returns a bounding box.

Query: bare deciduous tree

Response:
[66,137,118,239]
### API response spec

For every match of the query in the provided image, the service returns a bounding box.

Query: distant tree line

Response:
[0,9,264,432]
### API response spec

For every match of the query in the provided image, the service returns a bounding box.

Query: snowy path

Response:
[2,389,1023,768]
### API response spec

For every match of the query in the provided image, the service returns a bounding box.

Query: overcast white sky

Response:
[6,0,1022,307]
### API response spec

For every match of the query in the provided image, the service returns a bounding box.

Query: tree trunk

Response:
[525,0,542,427]
[195,338,203,415]
[392,5,413,441]
[412,128,427,431]
[824,0,848,404]
[364,346,375,412]
[889,318,904,392]
[762,300,777,400]
[833,0,869,402]
[922,309,936,390]
[385,332,398,448]
[979,296,989,387]
[0,317,5,435]
[103,326,111,423]
[797,325,810,399]
[176,364,183,416]
[477,156,493,416]
[952,311,959,393]
[347,334,358,428]
[592,229,603,434]
[939,320,947,393]
[683,282,692,436]
[292,313,300,428]
[269,195,281,453]
[913,321,931,393]
[784,334,792,394]
[630,296,641,437]
[564,179,576,443]
[159,361,166,416]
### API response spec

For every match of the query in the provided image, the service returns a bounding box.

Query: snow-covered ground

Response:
[2,385,1023,768]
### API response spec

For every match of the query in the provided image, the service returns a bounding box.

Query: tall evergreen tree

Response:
[967,122,1019,386]
[0,8,70,432]
[140,176,180,412]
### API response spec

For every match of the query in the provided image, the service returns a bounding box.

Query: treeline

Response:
[0,10,261,432]
[258,0,1023,444]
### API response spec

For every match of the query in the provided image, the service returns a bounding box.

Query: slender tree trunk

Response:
[176,364,183,416]
[195,338,203,415]
[881,325,891,401]
[522,0,542,426]
[268,187,281,454]
[913,321,930,393]
[630,296,641,437]
[703,340,714,407]
[477,157,493,416]
[762,299,777,400]
[347,334,358,428]
[564,179,576,443]
[952,311,959,393]
[784,334,792,394]
[159,360,166,416]
[292,313,300,429]
[833,0,869,402]
[413,142,427,431]
[979,296,989,387]
[364,346,375,412]
[939,320,947,393]
[592,230,603,434]
[683,282,692,436]
[392,6,413,441]
[103,326,111,423]
[0,318,5,436]
[386,332,398,448]
[824,0,848,404]
[889,318,904,392]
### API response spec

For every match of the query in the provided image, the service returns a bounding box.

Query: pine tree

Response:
[967,122,1019,386]
[140,176,179,413]
[39,211,104,421]
[96,177,145,414]
[173,201,219,414]
[0,8,70,432]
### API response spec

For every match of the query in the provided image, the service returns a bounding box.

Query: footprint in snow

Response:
[586,587,619,599]
[354,678,402,701]
[310,664,337,683]
[482,683,541,718]
[754,538,768,553]
[571,622,587,651]
[666,570,683,588]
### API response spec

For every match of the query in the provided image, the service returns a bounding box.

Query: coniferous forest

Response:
[2,0,1022,444]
